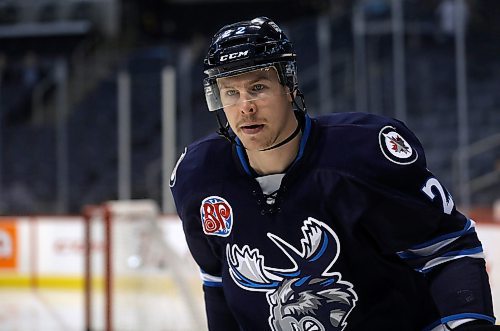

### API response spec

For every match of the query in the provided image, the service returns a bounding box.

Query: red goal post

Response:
[82,199,205,331]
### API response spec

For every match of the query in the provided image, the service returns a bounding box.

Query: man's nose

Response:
[239,99,256,114]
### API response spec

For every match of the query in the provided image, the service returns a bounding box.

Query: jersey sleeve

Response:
[170,145,241,330]
[352,118,495,326]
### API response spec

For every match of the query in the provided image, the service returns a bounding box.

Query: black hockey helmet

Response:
[203,17,299,112]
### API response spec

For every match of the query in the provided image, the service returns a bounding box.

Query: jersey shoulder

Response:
[313,112,428,185]
[170,133,236,201]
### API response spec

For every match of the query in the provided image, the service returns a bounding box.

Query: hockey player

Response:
[170,17,497,330]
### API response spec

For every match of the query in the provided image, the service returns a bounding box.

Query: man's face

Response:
[217,67,295,151]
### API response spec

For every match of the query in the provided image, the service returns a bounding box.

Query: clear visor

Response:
[204,65,290,112]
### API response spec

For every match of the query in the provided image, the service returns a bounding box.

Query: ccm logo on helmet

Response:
[220,50,249,62]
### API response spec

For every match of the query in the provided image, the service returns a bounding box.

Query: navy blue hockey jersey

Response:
[170,112,495,331]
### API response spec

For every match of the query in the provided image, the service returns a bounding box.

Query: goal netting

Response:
[82,199,206,331]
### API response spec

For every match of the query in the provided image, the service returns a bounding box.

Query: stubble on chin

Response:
[243,132,280,152]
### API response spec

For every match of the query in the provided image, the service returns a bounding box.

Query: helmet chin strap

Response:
[258,90,307,152]
[215,111,244,148]
[257,116,301,152]
[215,89,307,152]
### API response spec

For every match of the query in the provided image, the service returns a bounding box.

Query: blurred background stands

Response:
[0,0,498,215]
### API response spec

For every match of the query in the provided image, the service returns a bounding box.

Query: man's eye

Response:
[226,90,238,96]
[252,84,265,92]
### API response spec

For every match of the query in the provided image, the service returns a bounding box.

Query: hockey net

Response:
[82,200,206,331]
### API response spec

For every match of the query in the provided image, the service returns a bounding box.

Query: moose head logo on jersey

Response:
[200,196,233,237]
[227,217,357,331]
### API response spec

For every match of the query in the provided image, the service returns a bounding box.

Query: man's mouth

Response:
[240,124,264,134]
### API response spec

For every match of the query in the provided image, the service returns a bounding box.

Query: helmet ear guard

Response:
[275,61,298,94]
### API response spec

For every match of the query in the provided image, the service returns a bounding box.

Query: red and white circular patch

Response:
[378,126,418,165]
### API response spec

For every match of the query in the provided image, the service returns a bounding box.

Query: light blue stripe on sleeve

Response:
[200,270,223,287]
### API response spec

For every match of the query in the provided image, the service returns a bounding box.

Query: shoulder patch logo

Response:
[378,126,418,165]
[200,196,233,237]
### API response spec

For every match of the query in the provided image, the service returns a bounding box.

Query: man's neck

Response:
[247,132,302,175]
